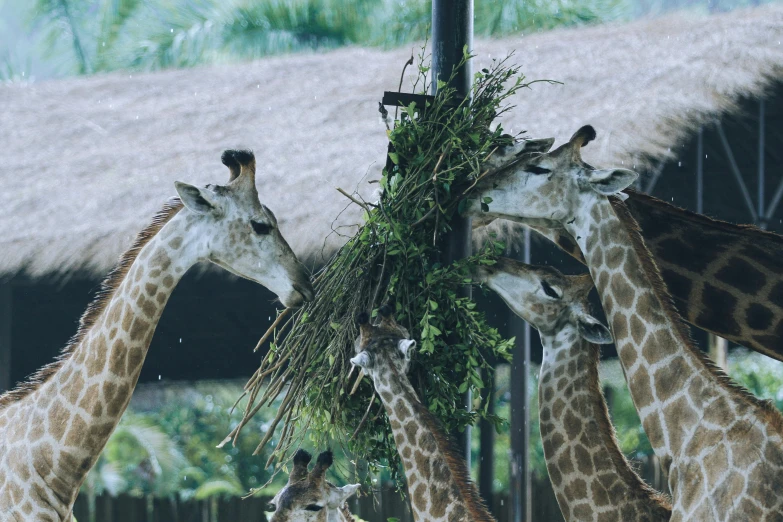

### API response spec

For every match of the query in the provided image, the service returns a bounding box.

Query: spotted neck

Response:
[538,325,670,521]
[372,367,494,522]
[564,195,783,519]
[530,189,783,364]
[0,203,203,520]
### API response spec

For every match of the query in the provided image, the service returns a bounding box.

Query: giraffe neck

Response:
[529,189,783,365]
[372,368,494,522]
[538,325,671,521]
[565,196,783,519]
[0,203,202,520]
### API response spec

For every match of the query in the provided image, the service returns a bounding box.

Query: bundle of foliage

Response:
[224,54,544,488]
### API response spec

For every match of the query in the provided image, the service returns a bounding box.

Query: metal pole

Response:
[696,127,704,214]
[478,367,495,506]
[758,98,766,229]
[431,0,473,98]
[431,0,474,466]
[0,285,11,393]
[509,229,532,522]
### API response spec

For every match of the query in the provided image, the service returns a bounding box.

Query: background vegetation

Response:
[2,0,779,82]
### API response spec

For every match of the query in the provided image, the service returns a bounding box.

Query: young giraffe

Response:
[471,126,783,520]
[477,257,671,522]
[267,449,360,522]
[0,150,314,521]
[350,306,495,522]
[480,139,783,364]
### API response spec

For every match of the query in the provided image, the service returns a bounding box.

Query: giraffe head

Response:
[476,257,611,343]
[173,149,314,307]
[267,449,360,522]
[350,305,414,380]
[470,126,638,228]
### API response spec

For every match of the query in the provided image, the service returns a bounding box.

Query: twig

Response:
[254,308,291,352]
[411,205,437,227]
[336,187,371,213]
[394,54,415,121]
[370,244,388,310]
[350,392,376,441]
[349,369,365,396]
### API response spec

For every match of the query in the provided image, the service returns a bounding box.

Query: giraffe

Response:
[350,306,495,522]
[478,139,783,364]
[267,449,360,522]
[0,150,315,521]
[477,257,671,522]
[470,125,783,520]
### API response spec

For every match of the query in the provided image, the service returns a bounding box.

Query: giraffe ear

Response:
[585,168,637,196]
[350,352,372,369]
[398,339,416,359]
[329,483,360,505]
[175,182,219,214]
[576,313,613,344]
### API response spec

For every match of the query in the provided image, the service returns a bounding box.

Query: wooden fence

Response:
[73,457,665,522]
[73,478,561,522]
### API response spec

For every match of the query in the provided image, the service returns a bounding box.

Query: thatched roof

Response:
[1,5,782,278]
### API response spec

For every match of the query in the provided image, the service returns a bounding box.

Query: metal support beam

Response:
[432,0,474,466]
[478,368,495,506]
[697,127,704,214]
[758,98,766,229]
[765,177,783,223]
[644,158,667,195]
[509,229,532,522]
[716,122,758,223]
[0,284,10,393]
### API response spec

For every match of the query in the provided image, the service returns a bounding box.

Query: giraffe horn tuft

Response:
[221,150,241,181]
[569,125,596,148]
[356,312,370,325]
[222,149,256,185]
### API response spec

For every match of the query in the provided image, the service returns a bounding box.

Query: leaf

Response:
[428,300,438,311]
[481,202,489,212]
[330,322,341,331]
[388,152,400,165]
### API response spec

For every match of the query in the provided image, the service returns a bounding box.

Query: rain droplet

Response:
[179,338,182,343]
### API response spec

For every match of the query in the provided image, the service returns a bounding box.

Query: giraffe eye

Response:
[305,504,324,512]
[251,220,272,235]
[541,281,561,299]
[265,503,276,512]
[525,165,551,175]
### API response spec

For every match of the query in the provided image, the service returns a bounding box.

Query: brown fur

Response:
[0,199,183,410]
[583,341,671,512]
[396,370,495,522]
[610,198,783,433]
[547,189,783,363]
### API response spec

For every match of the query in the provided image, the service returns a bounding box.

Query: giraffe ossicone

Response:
[0,149,314,521]
[267,449,360,522]
[477,257,671,522]
[351,306,496,522]
[471,126,783,520]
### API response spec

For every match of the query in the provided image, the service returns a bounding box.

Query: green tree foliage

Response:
[25,0,631,75]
